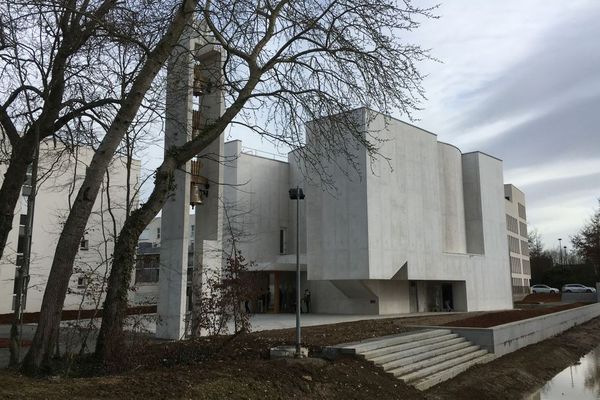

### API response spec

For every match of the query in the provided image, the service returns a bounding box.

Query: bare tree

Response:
[0,0,121,260]
[96,0,434,362]
[22,0,200,373]
[572,199,600,271]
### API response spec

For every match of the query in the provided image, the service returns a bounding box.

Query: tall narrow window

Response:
[279,228,287,254]
[157,227,161,239]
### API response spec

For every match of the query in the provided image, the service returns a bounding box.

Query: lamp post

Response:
[564,246,568,266]
[288,186,305,356]
[558,238,563,265]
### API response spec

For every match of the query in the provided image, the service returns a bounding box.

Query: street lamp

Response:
[288,186,305,357]
[558,238,563,265]
[564,246,568,266]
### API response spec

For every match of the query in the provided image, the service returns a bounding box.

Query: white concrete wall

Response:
[305,108,513,313]
[438,143,467,254]
[223,141,290,264]
[0,143,139,314]
[306,109,370,281]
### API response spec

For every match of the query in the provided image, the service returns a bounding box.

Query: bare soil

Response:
[0,306,156,325]
[1,313,600,399]
[442,302,587,328]
[516,292,561,304]
[0,338,32,349]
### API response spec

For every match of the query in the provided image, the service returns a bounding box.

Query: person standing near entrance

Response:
[304,288,311,313]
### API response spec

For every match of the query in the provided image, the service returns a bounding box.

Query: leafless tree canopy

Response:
[201,0,433,177]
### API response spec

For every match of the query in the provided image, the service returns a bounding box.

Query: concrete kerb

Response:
[409,303,600,357]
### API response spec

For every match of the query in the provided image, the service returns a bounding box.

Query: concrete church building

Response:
[148,24,522,339]
[141,109,520,327]
[221,109,514,315]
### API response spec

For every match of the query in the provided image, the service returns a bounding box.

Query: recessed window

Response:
[77,276,87,288]
[279,228,287,254]
[80,239,89,250]
[157,227,161,239]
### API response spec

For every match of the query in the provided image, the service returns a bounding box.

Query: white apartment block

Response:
[0,142,139,314]
[504,184,531,299]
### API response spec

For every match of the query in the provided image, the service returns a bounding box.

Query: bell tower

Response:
[157,23,224,340]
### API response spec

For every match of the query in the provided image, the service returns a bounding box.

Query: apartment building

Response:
[504,184,531,299]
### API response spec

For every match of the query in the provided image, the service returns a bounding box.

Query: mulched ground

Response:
[0,305,156,325]
[516,292,561,304]
[0,338,32,349]
[442,302,588,328]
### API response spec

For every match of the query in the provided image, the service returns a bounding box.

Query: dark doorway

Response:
[442,284,453,311]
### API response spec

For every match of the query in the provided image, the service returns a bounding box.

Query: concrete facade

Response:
[0,142,139,314]
[305,110,512,314]
[504,184,531,299]
[141,108,518,317]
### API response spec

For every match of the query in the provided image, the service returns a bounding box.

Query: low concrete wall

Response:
[561,292,597,303]
[422,303,600,356]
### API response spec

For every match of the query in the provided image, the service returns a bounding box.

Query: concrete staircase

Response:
[330,329,494,390]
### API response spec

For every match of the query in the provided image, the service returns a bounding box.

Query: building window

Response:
[519,222,528,238]
[506,215,518,234]
[521,240,529,257]
[279,228,287,254]
[508,235,520,254]
[80,238,89,251]
[77,276,87,288]
[522,260,531,275]
[510,256,522,274]
[191,224,195,236]
[518,203,526,220]
[157,227,161,239]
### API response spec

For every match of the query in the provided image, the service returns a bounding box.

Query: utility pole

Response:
[9,132,39,366]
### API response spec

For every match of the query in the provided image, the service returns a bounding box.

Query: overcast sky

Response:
[224,1,600,250]
[404,0,600,250]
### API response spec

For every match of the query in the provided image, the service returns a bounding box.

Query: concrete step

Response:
[399,349,489,383]
[348,329,452,354]
[380,340,472,371]
[362,333,459,360]
[388,344,481,376]
[413,353,496,391]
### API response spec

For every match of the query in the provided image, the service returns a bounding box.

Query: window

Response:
[279,228,287,254]
[157,227,161,239]
[190,224,195,236]
[508,235,520,253]
[521,240,529,257]
[518,203,526,220]
[77,276,87,288]
[510,256,522,274]
[522,260,531,275]
[506,214,519,234]
[519,222,528,238]
[80,238,89,250]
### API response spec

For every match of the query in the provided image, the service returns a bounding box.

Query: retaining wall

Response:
[420,303,600,356]
[561,292,598,303]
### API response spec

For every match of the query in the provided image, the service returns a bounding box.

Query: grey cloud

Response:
[455,5,600,131]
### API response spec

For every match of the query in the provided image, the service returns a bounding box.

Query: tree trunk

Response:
[95,161,176,361]
[0,137,36,260]
[21,0,198,374]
